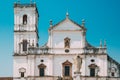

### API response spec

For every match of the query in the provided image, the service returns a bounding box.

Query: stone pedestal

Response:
[73,72,81,80]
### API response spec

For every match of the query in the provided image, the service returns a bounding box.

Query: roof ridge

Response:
[49,17,83,30]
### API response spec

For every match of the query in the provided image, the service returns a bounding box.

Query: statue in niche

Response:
[64,37,70,48]
[73,55,82,72]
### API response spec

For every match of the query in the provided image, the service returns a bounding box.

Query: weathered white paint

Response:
[13,3,120,80]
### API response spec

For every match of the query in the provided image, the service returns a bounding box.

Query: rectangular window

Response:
[40,68,44,76]
[90,68,95,77]
[65,66,70,76]
[23,40,27,51]
[111,72,114,77]
[21,72,24,77]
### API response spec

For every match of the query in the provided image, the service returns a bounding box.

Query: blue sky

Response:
[0,0,120,77]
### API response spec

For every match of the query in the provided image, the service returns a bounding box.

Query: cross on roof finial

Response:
[104,40,107,48]
[82,19,85,26]
[66,11,69,18]
[100,40,102,48]
[50,19,53,27]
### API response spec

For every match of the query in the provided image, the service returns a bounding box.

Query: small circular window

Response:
[41,60,44,62]
[91,59,95,62]
[65,49,69,53]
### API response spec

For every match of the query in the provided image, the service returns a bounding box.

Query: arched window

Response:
[23,40,27,51]
[23,15,27,25]
[64,37,70,48]
[111,67,117,77]
[19,68,26,77]
[38,64,46,77]
[111,72,115,77]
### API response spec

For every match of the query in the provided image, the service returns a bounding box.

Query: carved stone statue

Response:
[73,55,82,72]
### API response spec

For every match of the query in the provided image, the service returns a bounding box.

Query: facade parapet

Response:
[14,3,36,8]
[27,47,107,54]
[14,24,37,32]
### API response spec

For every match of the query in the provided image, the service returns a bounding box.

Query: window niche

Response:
[64,66,70,76]
[23,15,27,25]
[38,64,46,77]
[90,68,95,77]
[62,60,72,77]
[111,72,115,77]
[111,67,117,77]
[23,40,27,51]
[88,64,99,77]
[64,37,70,48]
[19,68,26,77]
[21,72,24,77]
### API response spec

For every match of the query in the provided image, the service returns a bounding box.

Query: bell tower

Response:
[14,2,39,54]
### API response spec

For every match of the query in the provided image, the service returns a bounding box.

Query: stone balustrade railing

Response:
[27,47,107,54]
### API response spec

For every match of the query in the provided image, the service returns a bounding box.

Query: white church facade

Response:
[13,2,120,80]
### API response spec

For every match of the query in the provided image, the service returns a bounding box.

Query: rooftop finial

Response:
[104,40,107,48]
[50,19,53,27]
[66,11,69,18]
[100,40,102,48]
[82,19,85,27]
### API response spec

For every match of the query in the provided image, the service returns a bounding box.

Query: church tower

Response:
[13,2,39,79]
[14,2,39,54]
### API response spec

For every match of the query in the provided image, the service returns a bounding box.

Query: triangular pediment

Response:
[88,64,98,68]
[62,60,72,65]
[49,18,83,31]
[38,64,46,68]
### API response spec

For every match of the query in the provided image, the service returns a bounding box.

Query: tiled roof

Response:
[0,77,13,80]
